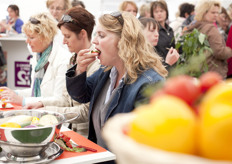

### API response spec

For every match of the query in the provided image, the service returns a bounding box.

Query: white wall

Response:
[0,0,231,24]
[0,0,101,23]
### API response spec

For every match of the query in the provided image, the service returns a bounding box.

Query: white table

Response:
[0,34,31,89]
[51,126,116,164]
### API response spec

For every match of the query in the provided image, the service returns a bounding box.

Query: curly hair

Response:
[98,12,167,83]
[22,13,57,43]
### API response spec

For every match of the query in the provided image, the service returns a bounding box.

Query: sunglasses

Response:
[110,11,124,26]
[29,18,40,24]
[61,14,78,25]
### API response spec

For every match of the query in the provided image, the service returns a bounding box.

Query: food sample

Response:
[38,114,58,126]
[0,114,59,128]
[6,115,32,127]
[0,122,21,128]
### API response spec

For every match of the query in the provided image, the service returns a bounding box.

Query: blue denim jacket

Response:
[66,65,164,143]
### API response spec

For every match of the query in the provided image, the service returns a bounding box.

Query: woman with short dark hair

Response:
[0,4,24,34]
[150,0,175,70]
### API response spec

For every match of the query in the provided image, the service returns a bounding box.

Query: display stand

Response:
[0,34,31,90]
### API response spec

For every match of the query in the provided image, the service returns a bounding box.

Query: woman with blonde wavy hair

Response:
[66,11,167,152]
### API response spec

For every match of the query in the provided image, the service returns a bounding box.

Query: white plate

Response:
[0,33,8,37]
[0,103,13,109]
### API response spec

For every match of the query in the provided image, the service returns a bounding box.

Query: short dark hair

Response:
[150,0,169,20]
[139,17,159,31]
[71,0,85,8]
[179,3,195,18]
[8,4,20,16]
[57,7,95,41]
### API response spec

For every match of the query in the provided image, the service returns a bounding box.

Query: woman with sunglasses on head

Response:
[24,7,100,137]
[0,13,72,106]
[66,11,167,151]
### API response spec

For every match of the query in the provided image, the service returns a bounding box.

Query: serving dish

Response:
[0,141,63,163]
[0,110,78,157]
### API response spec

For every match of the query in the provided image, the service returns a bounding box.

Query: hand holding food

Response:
[0,86,23,105]
[165,47,180,66]
[75,48,99,75]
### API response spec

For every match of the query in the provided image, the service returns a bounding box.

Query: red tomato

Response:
[199,72,222,93]
[66,141,73,148]
[163,75,201,106]
[62,135,70,143]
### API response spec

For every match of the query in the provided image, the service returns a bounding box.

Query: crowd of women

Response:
[0,0,232,163]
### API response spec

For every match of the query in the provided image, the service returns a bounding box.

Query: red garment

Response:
[226,26,232,77]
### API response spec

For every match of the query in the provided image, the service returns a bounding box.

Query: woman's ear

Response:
[80,29,87,39]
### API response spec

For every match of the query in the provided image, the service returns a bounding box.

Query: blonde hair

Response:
[119,1,138,13]
[98,12,167,83]
[194,0,221,21]
[139,3,150,17]
[22,13,57,43]
[46,0,71,10]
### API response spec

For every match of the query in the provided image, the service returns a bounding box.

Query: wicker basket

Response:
[102,113,232,164]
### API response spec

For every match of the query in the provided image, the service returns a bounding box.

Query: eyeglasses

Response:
[49,6,64,12]
[110,11,124,26]
[61,14,78,25]
[29,18,40,24]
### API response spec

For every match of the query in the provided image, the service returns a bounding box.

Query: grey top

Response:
[92,78,118,149]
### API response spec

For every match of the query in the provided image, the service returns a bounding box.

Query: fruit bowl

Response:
[102,113,232,164]
[0,110,78,157]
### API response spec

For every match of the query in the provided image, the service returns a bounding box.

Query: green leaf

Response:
[198,33,206,45]
[173,28,212,78]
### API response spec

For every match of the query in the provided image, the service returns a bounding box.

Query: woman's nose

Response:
[92,37,98,45]
[26,38,30,44]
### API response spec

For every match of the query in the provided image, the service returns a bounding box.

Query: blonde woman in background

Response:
[186,0,232,79]
[46,0,71,21]
[0,13,72,106]
[138,3,151,18]
[119,1,138,17]
[25,7,100,137]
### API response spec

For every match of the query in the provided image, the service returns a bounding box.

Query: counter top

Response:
[0,33,26,41]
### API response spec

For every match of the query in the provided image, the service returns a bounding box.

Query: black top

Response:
[155,23,175,70]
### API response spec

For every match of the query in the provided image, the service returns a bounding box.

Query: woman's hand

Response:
[0,87,23,105]
[76,49,98,75]
[165,47,180,66]
[23,101,44,109]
